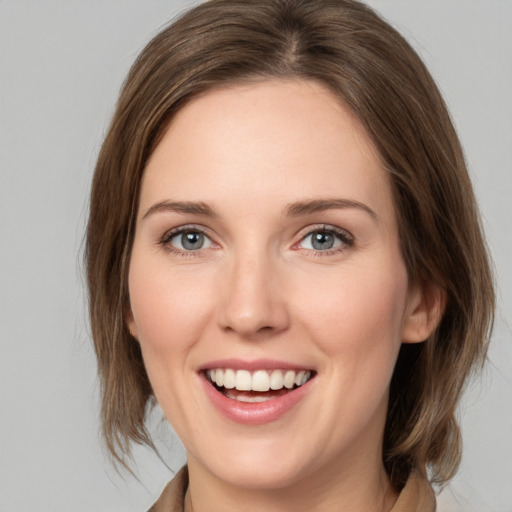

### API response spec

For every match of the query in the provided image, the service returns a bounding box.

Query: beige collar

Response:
[148,466,435,512]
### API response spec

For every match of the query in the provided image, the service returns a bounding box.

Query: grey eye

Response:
[170,230,212,251]
[300,230,344,251]
[312,231,335,250]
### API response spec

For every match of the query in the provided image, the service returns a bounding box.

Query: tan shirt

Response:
[148,466,436,512]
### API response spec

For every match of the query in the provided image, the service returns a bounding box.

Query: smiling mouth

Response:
[205,368,315,403]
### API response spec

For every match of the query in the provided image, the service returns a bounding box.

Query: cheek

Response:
[295,260,408,362]
[293,261,409,439]
[127,259,217,416]
[128,257,214,355]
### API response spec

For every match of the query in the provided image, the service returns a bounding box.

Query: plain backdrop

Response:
[1,1,511,511]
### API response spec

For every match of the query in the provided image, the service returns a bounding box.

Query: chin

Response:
[186,433,315,489]
[208,456,313,490]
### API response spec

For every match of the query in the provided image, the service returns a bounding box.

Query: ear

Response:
[401,281,446,344]
[125,307,139,340]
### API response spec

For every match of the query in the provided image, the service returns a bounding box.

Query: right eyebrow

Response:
[141,200,219,220]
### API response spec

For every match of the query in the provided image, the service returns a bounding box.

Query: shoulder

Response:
[148,466,188,512]
[391,471,436,512]
[147,466,434,512]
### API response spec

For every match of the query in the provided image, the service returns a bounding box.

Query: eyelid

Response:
[161,224,210,243]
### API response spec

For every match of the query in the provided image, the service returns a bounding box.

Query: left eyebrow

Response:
[142,200,219,220]
[284,198,378,222]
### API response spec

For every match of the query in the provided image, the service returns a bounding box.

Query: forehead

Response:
[153,78,379,166]
[140,79,394,223]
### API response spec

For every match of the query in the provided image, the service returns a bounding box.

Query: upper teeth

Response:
[207,369,312,392]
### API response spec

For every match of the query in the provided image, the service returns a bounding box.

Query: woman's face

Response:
[128,80,425,491]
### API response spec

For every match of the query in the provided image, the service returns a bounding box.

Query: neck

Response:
[184,451,397,512]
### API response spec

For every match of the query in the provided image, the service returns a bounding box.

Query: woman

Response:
[86,1,494,510]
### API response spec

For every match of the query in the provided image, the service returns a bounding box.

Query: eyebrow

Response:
[284,198,377,221]
[142,201,219,220]
[142,197,377,222]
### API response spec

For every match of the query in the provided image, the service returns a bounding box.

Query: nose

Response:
[217,249,290,339]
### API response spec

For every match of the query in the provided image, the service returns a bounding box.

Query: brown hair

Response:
[86,0,494,489]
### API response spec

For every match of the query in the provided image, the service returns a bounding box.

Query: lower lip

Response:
[200,375,314,425]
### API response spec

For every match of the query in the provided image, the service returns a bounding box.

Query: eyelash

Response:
[159,224,213,258]
[159,224,354,258]
[296,224,354,256]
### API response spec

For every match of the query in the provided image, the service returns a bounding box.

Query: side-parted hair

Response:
[86,0,494,490]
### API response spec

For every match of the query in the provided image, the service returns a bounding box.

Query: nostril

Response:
[217,300,290,338]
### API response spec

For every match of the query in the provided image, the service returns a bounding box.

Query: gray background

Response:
[1,1,511,510]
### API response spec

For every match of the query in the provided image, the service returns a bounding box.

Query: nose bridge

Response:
[218,243,288,338]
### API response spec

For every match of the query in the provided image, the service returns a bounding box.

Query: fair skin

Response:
[127,80,436,512]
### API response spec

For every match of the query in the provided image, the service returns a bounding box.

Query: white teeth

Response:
[270,369,284,390]
[223,368,236,389]
[224,390,271,403]
[252,370,270,392]
[235,370,252,391]
[207,368,312,392]
[283,370,295,389]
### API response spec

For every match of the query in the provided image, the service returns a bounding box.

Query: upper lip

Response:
[198,358,314,372]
